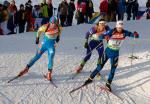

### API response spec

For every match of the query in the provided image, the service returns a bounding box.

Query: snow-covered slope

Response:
[0,20,150,54]
[0,20,150,104]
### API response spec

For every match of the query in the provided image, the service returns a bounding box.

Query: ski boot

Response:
[84,77,93,85]
[76,65,83,73]
[105,82,111,92]
[47,70,52,81]
[18,66,29,77]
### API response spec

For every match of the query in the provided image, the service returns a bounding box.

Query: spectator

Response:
[76,0,88,24]
[146,0,150,8]
[99,0,108,21]
[107,0,118,22]
[146,0,150,19]
[0,24,3,35]
[132,0,139,20]
[7,0,17,34]
[126,0,135,20]
[58,0,68,27]
[47,0,53,18]
[17,4,26,33]
[41,0,49,24]
[67,0,75,26]
[25,0,34,32]
[0,3,3,23]
[117,0,126,20]
[1,1,11,35]
[0,3,3,35]
[32,5,42,31]
[87,0,94,20]
[2,0,10,22]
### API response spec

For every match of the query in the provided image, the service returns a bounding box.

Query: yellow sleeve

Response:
[36,25,47,38]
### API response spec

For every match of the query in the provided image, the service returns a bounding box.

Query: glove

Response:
[56,36,60,43]
[84,41,88,49]
[105,35,110,41]
[133,31,139,38]
[35,37,39,44]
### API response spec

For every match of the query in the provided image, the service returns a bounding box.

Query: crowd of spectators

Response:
[0,0,150,35]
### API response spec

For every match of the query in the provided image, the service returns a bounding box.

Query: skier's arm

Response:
[98,29,113,40]
[124,30,139,38]
[36,25,47,38]
[55,25,63,43]
[36,25,47,44]
[84,26,96,48]
[85,26,97,40]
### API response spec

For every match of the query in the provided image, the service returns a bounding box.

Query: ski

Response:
[7,75,20,83]
[69,83,87,94]
[99,85,123,100]
[70,80,93,94]
[69,72,101,93]
[43,74,58,88]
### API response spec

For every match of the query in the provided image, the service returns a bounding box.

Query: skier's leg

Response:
[76,47,90,73]
[47,47,55,80]
[96,44,104,77]
[84,52,109,85]
[47,47,55,71]
[105,56,118,91]
[81,46,92,66]
[27,44,46,68]
[107,56,119,84]
[96,44,104,63]
[83,41,99,65]
[90,52,109,79]
[76,41,95,73]
[18,44,47,77]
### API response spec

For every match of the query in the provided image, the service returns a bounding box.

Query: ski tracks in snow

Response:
[0,52,150,104]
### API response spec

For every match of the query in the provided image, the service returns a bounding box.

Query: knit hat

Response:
[116,20,124,28]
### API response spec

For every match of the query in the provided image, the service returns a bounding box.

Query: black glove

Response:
[133,31,139,38]
[35,37,39,44]
[56,36,60,43]
[84,41,88,49]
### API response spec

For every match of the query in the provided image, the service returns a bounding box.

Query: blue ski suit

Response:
[27,23,62,70]
[90,28,139,83]
[80,25,110,66]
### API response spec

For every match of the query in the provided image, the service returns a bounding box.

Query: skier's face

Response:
[116,27,123,33]
[50,23,57,28]
[97,23,105,31]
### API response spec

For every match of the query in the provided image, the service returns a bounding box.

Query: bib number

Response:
[108,39,123,49]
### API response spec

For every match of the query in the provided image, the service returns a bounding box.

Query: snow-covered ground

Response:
[0,19,150,104]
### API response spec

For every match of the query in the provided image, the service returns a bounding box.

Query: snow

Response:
[0,19,150,104]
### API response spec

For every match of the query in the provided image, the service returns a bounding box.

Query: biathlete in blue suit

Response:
[76,19,111,73]
[84,20,139,91]
[17,16,62,81]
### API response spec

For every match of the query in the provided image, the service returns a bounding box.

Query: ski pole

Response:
[130,39,134,67]
[130,38,138,67]
[72,41,103,68]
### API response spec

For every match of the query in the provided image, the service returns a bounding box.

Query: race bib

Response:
[108,39,123,50]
